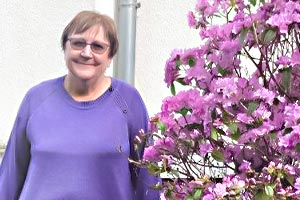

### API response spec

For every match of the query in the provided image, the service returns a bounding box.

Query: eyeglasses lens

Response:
[69,39,108,54]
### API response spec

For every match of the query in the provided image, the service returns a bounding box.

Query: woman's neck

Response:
[64,75,111,101]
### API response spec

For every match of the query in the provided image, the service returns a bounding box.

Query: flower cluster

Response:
[139,0,300,199]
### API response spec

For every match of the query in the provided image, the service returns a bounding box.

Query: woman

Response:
[0,11,160,200]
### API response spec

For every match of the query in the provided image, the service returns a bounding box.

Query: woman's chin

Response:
[69,70,99,81]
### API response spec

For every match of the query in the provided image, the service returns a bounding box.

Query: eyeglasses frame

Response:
[67,38,110,54]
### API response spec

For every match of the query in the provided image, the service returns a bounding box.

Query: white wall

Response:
[135,0,200,116]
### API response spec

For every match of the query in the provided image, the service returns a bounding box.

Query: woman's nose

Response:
[80,45,93,58]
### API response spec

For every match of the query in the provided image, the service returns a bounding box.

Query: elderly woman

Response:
[0,11,160,200]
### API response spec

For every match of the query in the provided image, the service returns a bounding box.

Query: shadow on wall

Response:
[0,144,5,164]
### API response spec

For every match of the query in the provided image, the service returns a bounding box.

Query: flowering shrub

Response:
[136,0,300,199]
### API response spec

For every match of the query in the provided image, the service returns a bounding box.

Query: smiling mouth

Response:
[75,61,95,66]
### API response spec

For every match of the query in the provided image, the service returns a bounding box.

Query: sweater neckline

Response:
[57,76,116,109]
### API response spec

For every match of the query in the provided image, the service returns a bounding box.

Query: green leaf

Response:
[249,0,257,6]
[193,189,203,199]
[177,107,190,116]
[211,108,217,120]
[186,123,204,132]
[216,128,226,135]
[188,57,196,67]
[265,185,274,197]
[157,121,166,133]
[239,27,248,46]
[175,58,182,67]
[211,128,219,141]
[267,166,275,174]
[147,163,161,175]
[228,122,241,140]
[285,174,295,186]
[207,62,213,69]
[269,131,277,140]
[231,128,241,141]
[166,188,173,198]
[222,109,230,123]
[254,189,272,200]
[217,65,232,76]
[263,29,277,44]
[176,77,188,86]
[296,143,300,152]
[273,97,280,105]
[280,67,291,93]
[211,149,224,162]
[171,82,176,95]
[185,195,194,200]
[284,127,293,135]
[217,65,226,76]
[229,122,238,134]
[247,102,259,115]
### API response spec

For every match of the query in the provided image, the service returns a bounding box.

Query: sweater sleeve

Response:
[0,94,31,200]
[127,90,161,200]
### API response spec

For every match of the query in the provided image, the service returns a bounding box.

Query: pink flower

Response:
[291,50,300,66]
[202,193,214,200]
[185,61,212,88]
[275,56,291,67]
[295,178,300,190]
[279,125,300,149]
[266,13,291,34]
[284,104,300,127]
[187,11,196,28]
[195,0,218,18]
[199,143,212,156]
[143,146,161,162]
[190,129,200,139]
[219,39,241,54]
[155,137,176,152]
[181,48,202,65]
[239,160,252,173]
[210,78,243,106]
[164,49,183,87]
[237,113,254,124]
[213,183,228,198]
[252,88,275,105]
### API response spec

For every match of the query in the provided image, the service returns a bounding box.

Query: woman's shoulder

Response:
[112,77,140,96]
[23,76,63,104]
[111,77,147,110]
[27,76,62,94]
[15,77,64,117]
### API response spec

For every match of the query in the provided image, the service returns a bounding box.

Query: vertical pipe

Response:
[114,0,140,85]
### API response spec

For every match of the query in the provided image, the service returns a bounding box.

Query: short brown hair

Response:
[61,11,118,58]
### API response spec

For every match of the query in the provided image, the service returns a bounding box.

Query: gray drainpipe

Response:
[114,0,140,85]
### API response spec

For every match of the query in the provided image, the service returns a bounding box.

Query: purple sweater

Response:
[0,76,160,200]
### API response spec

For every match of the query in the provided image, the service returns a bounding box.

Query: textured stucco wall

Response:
[0,0,96,145]
[135,0,200,117]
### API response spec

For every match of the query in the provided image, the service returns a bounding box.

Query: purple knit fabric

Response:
[0,76,160,200]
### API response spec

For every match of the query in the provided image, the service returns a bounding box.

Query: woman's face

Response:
[64,25,112,82]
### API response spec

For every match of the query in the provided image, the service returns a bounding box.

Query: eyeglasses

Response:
[68,38,109,54]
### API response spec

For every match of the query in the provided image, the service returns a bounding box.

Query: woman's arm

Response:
[128,90,161,200]
[0,95,31,200]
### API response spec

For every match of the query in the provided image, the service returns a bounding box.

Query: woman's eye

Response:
[92,43,104,50]
[73,41,86,47]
